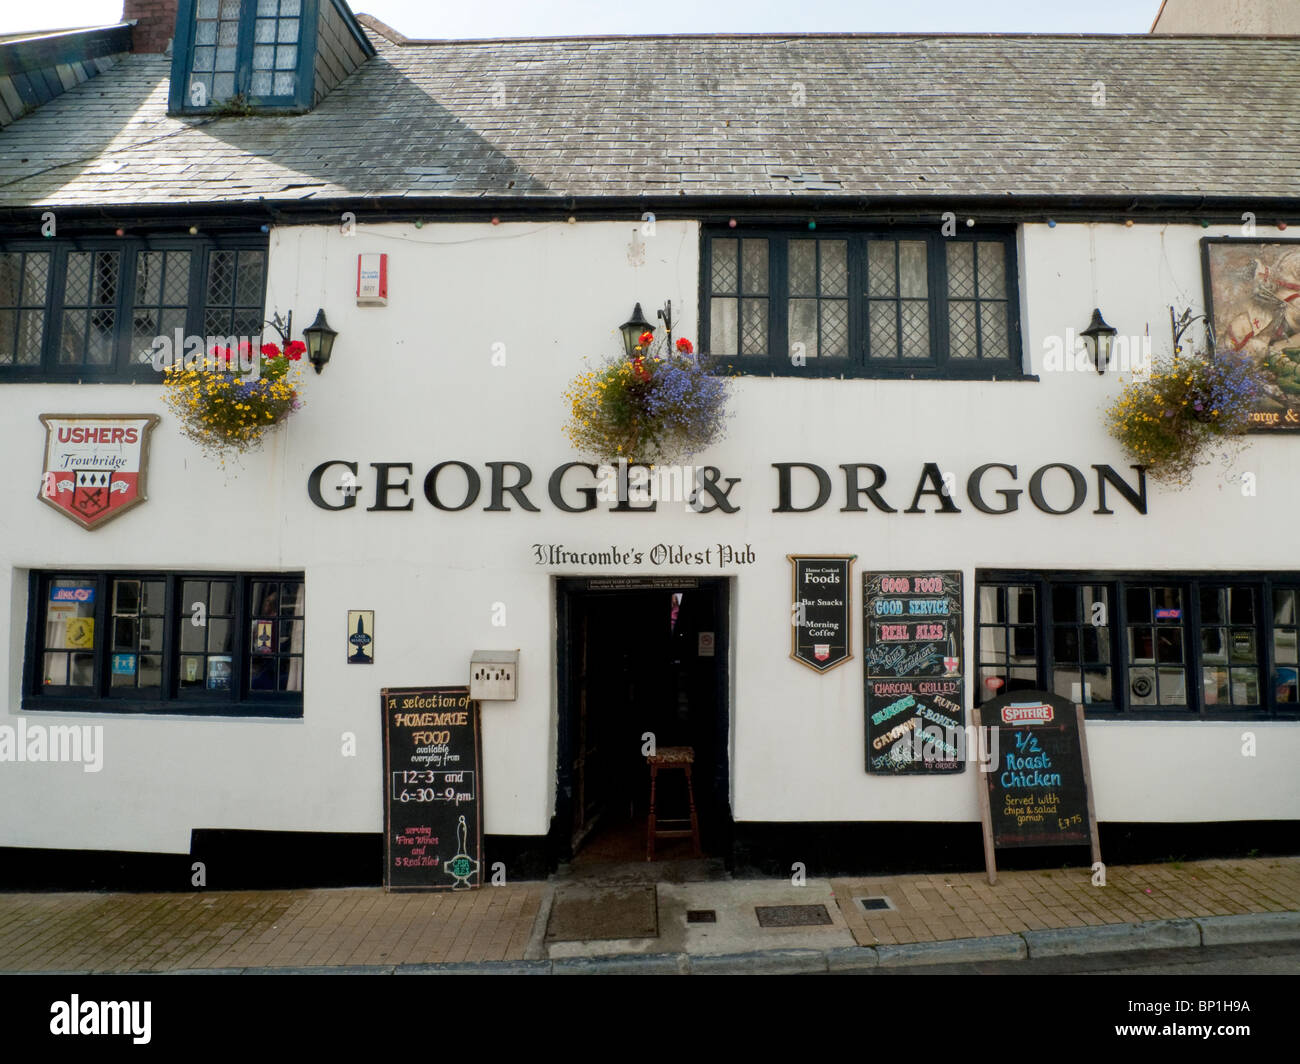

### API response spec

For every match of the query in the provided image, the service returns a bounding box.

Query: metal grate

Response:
[686,910,717,924]
[857,896,894,912]
[754,904,832,928]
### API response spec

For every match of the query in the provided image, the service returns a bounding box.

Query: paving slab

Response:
[654,879,858,957]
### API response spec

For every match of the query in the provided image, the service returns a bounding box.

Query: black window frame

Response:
[0,233,268,383]
[699,226,1026,379]
[976,570,1300,721]
[23,570,304,718]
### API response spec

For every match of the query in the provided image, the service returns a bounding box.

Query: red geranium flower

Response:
[675,337,694,354]
[631,356,650,382]
[260,343,280,358]
[285,340,306,360]
[638,330,655,346]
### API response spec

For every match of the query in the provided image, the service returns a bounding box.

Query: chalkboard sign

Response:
[789,555,854,673]
[381,686,483,892]
[972,689,1101,884]
[863,571,964,774]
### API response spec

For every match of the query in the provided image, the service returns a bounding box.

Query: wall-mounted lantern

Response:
[1081,308,1117,375]
[303,309,338,374]
[619,302,655,360]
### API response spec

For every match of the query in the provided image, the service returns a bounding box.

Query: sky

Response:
[9,0,1160,38]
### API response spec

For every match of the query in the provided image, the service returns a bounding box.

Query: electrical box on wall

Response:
[356,253,387,305]
[470,650,518,701]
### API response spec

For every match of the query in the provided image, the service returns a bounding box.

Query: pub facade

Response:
[1,0,1297,886]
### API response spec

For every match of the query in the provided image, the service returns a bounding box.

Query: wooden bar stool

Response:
[646,746,701,860]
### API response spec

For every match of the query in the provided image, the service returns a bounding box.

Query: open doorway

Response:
[555,577,730,865]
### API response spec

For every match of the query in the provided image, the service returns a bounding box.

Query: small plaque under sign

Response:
[348,610,374,664]
[698,631,715,657]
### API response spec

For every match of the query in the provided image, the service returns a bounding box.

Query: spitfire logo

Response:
[38,415,159,530]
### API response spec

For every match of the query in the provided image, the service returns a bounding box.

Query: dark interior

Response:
[560,582,729,861]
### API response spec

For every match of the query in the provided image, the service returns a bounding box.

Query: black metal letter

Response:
[424,461,481,511]
[773,462,831,512]
[307,460,359,511]
[966,463,1022,515]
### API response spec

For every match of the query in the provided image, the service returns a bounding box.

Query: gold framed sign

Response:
[788,554,855,673]
[37,414,160,530]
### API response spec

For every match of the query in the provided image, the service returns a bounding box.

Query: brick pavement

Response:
[0,885,544,972]
[831,856,1300,947]
[0,857,1297,971]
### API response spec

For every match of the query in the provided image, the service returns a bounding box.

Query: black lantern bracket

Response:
[265,310,293,346]
[1170,305,1210,358]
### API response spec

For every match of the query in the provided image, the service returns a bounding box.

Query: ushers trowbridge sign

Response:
[38,415,160,530]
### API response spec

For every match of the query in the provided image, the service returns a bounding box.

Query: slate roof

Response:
[0,27,1298,209]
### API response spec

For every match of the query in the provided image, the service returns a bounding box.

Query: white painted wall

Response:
[1,219,1297,855]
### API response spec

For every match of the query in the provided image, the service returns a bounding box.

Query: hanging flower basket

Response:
[162,339,305,461]
[1104,351,1263,486]
[562,332,730,465]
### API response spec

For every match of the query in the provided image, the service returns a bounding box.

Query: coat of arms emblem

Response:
[38,415,160,530]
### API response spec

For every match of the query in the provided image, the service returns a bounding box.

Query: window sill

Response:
[21,696,303,720]
[170,103,311,118]
[702,356,1037,382]
[1079,710,1300,723]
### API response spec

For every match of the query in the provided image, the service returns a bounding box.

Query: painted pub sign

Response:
[1203,238,1300,431]
[38,414,160,530]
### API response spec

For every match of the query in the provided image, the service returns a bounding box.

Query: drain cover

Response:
[755,904,832,928]
[857,896,893,912]
[686,909,717,924]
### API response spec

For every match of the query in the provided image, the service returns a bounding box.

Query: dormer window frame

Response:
[169,0,321,115]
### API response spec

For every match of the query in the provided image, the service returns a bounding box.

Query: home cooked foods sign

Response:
[789,555,854,673]
[38,414,160,530]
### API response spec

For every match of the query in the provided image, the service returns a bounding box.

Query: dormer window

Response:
[170,0,374,114]
[181,0,303,108]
